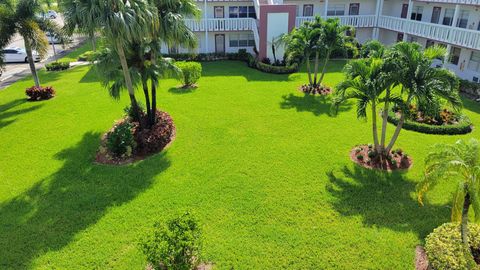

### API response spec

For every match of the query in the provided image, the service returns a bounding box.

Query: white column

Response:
[403,0,413,42]
[373,0,383,40]
[324,0,329,18]
[452,4,460,28]
[204,0,208,53]
[444,44,452,68]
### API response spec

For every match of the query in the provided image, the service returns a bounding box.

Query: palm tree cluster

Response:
[283,16,355,88]
[59,0,199,128]
[0,0,64,87]
[333,41,461,159]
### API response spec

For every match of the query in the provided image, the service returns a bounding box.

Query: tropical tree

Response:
[0,0,63,87]
[59,0,100,51]
[418,138,480,267]
[384,42,462,154]
[360,40,385,58]
[333,57,393,153]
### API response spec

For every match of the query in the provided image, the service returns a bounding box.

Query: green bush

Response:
[255,61,299,74]
[106,121,136,158]
[78,50,101,62]
[387,110,473,135]
[141,212,202,270]
[425,222,480,270]
[45,61,70,71]
[459,79,480,100]
[175,61,202,87]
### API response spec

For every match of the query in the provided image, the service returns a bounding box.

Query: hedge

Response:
[459,79,480,100]
[425,222,480,270]
[387,110,473,135]
[45,61,70,71]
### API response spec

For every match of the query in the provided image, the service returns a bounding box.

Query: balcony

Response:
[378,16,480,50]
[296,15,376,28]
[415,0,480,5]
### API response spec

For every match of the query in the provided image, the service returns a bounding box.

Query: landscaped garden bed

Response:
[350,145,412,171]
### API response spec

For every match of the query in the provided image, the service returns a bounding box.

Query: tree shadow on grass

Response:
[79,66,100,83]
[0,98,42,129]
[200,60,295,82]
[168,86,197,95]
[463,97,480,115]
[326,165,449,239]
[280,93,351,116]
[0,132,171,268]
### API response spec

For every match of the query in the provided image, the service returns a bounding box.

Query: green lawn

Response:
[0,60,479,269]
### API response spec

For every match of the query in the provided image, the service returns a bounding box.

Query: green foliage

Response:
[78,51,101,62]
[425,223,480,270]
[45,61,70,71]
[256,61,299,74]
[141,212,202,270]
[388,110,473,135]
[175,61,202,87]
[459,79,480,100]
[360,40,385,58]
[106,121,136,158]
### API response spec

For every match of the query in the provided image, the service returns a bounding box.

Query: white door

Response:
[215,34,225,54]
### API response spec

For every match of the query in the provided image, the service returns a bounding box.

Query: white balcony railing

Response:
[415,0,480,5]
[378,16,480,50]
[296,15,376,28]
[185,18,260,49]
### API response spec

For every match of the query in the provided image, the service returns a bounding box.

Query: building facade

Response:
[169,0,480,82]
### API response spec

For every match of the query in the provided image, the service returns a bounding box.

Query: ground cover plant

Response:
[1,60,480,269]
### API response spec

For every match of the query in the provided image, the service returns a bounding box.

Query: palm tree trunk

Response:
[142,78,152,127]
[318,50,331,86]
[462,192,471,246]
[116,40,141,123]
[305,53,313,86]
[24,39,40,87]
[272,43,277,64]
[380,87,391,153]
[151,81,157,125]
[385,112,404,154]
[372,101,380,152]
[313,51,319,86]
[89,31,96,52]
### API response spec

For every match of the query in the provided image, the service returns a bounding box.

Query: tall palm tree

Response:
[384,42,462,154]
[333,57,392,152]
[418,138,480,267]
[316,18,354,86]
[59,0,100,51]
[0,0,63,87]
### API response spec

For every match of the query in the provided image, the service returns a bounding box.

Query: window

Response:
[303,4,313,17]
[348,3,359,16]
[443,9,454,26]
[410,6,423,21]
[431,7,441,24]
[456,10,469,28]
[426,40,435,48]
[396,33,404,42]
[229,6,256,18]
[468,51,480,72]
[450,47,461,65]
[327,4,345,16]
[229,33,255,48]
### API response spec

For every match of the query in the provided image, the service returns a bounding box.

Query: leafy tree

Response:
[59,0,100,51]
[360,40,385,58]
[0,0,63,87]
[384,42,462,154]
[418,139,480,268]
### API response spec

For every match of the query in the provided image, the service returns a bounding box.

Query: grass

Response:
[0,60,479,269]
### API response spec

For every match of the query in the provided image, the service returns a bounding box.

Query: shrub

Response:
[299,84,332,95]
[135,111,175,155]
[459,79,480,100]
[25,86,55,101]
[356,154,364,160]
[261,57,271,65]
[425,222,480,270]
[388,110,473,135]
[78,50,101,62]
[45,61,70,71]
[175,61,202,87]
[106,121,136,158]
[256,61,299,74]
[141,212,202,270]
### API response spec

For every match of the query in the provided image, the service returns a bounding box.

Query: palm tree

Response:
[333,57,392,152]
[0,0,63,87]
[59,0,100,51]
[384,42,462,154]
[316,18,354,86]
[418,138,480,267]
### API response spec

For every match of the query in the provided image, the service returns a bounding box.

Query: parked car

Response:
[46,10,58,19]
[0,48,41,63]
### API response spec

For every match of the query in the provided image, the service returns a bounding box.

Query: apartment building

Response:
[171,0,480,82]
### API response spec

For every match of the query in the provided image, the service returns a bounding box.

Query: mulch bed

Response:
[415,246,430,270]
[350,144,413,171]
[96,111,176,165]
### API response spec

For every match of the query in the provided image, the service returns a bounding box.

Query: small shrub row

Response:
[387,110,473,135]
[105,120,136,158]
[459,79,480,100]
[78,50,101,62]
[175,61,202,87]
[255,60,299,74]
[299,84,332,95]
[45,61,70,71]
[25,86,55,101]
[425,222,480,270]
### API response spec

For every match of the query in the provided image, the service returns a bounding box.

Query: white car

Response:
[1,48,41,63]
[46,10,58,19]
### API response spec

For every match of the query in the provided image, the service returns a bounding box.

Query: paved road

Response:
[0,15,85,89]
